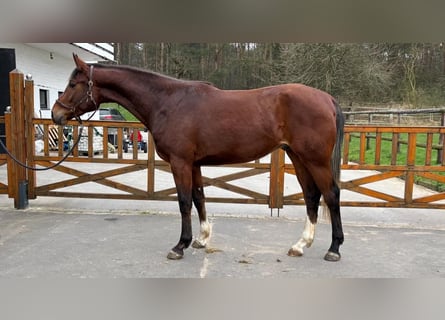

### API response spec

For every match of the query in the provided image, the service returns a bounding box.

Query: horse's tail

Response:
[331,99,344,185]
[322,99,344,220]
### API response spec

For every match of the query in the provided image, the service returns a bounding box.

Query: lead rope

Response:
[0,105,101,171]
[0,125,85,171]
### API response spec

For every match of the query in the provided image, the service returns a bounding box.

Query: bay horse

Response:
[52,54,345,262]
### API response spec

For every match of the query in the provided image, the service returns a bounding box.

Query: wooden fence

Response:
[2,70,445,209]
[344,107,445,126]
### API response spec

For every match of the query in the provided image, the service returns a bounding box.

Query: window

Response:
[39,89,49,109]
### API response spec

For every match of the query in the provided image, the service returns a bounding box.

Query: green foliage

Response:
[114,43,445,106]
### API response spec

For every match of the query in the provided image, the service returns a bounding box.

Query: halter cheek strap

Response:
[56,65,98,123]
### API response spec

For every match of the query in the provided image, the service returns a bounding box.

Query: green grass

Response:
[347,133,445,192]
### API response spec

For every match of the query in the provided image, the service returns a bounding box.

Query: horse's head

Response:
[51,54,99,125]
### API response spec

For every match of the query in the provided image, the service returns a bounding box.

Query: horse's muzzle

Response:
[51,110,67,125]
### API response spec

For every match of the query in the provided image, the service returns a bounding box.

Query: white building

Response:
[0,43,114,119]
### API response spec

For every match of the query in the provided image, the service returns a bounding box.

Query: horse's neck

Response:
[96,67,169,128]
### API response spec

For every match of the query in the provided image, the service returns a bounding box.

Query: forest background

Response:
[113,43,445,108]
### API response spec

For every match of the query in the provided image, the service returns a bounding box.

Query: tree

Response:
[113,42,445,107]
[277,43,394,104]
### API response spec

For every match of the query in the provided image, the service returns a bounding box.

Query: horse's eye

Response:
[69,81,76,88]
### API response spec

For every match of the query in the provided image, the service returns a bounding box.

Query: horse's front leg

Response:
[167,160,193,260]
[191,165,212,249]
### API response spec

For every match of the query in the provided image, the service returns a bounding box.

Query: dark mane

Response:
[91,63,215,87]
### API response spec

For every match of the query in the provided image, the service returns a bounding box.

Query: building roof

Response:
[27,43,114,62]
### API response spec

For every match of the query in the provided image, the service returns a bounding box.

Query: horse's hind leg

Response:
[167,159,194,260]
[322,182,343,261]
[286,151,321,257]
[305,163,343,262]
[191,165,212,249]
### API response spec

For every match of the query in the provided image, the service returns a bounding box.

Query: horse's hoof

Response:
[167,250,183,260]
[191,239,206,249]
[324,251,341,262]
[287,247,303,257]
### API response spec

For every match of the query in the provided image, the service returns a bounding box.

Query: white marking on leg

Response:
[290,216,315,256]
[195,220,212,248]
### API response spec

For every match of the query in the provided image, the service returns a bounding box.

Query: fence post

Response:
[269,149,285,214]
[24,76,36,199]
[404,133,417,204]
[437,111,444,164]
[147,132,155,196]
[9,69,28,209]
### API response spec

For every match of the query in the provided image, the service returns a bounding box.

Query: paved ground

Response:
[1,199,444,278]
[1,162,445,278]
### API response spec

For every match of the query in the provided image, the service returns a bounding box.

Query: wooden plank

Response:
[413,193,445,204]
[343,185,403,202]
[416,171,445,184]
[374,132,382,165]
[34,155,148,165]
[36,161,145,179]
[117,127,123,159]
[156,164,268,184]
[58,125,64,157]
[102,126,109,159]
[283,192,305,201]
[359,132,366,164]
[202,177,268,200]
[344,126,445,134]
[391,133,399,165]
[132,129,138,159]
[38,191,149,200]
[147,133,155,195]
[35,162,148,197]
[342,132,350,164]
[24,78,36,199]
[269,149,285,208]
[342,170,403,187]
[425,133,433,166]
[341,164,445,172]
[404,133,417,203]
[88,126,93,158]
[204,197,269,205]
[154,186,179,197]
[72,125,80,157]
[9,70,26,208]
[0,182,7,194]
[442,133,445,166]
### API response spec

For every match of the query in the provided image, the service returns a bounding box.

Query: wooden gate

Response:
[3,70,445,209]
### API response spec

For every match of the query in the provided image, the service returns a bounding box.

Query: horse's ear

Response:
[72,53,88,73]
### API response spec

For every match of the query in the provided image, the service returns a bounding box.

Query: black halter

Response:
[55,65,98,123]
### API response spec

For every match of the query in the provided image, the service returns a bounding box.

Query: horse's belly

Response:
[195,138,278,165]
